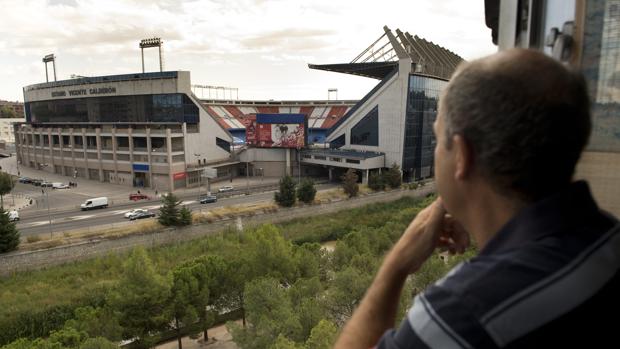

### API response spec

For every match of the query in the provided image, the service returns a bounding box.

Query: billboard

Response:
[246,113,307,148]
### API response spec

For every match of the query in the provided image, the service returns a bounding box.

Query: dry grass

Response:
[19,220,162,252]
[193,201,278,223]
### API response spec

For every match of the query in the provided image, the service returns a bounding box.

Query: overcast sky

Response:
[0,0,496,102]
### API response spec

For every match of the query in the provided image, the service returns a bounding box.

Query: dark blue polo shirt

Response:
[378,181,620,348]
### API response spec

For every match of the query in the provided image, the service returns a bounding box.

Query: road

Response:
[16,185,335,238]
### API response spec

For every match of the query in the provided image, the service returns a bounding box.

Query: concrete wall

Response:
[0,186,434,275]
[24,73,184,102]
[184,93,233,164]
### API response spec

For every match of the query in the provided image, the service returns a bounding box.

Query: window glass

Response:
[350,106,378,146]
[582,0,620,151]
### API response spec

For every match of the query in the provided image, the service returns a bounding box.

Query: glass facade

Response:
[25,93,199,124]
[582,0,620,151]
[404,75,447,181]
[330,134,345,149]
[350,106,379,146]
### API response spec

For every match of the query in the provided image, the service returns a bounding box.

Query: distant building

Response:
[0,117,25,144]
[16,71,232,191]
[0,99,25,119]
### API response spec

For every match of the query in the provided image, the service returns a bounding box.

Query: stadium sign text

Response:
[50,87,117,98]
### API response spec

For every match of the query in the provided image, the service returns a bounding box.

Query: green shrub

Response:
[296,179,316,204]
[275,175,296,207]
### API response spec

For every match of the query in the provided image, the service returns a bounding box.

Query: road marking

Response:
[181,200,196,205]
[65,215,94,221]
[20,221,49,227]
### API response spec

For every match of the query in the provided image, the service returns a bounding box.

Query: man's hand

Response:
[386,198,470,277]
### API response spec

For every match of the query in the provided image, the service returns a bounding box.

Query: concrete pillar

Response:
[146,127,154,189]
[112,127,118,184]
[166,128,173,191]
[286,148,291,176]
[128,127,134,186]
[58,128,65,175]
[362,169,369,185]
[328,167,333,181]
[95,127,103,181]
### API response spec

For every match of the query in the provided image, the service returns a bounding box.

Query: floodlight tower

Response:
[42,54,57,82]
[139,37,164,73]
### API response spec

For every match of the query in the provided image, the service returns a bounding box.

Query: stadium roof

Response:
[309,26,464,80]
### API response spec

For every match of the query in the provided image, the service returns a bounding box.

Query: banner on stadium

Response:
[246,113,307,148]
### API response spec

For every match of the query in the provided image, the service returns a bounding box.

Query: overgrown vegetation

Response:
[0,172,15,209]
[0,194,473,349]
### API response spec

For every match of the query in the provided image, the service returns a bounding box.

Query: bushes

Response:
[341,169,358,198]
[296,179,316,204]
[275,175,297,207]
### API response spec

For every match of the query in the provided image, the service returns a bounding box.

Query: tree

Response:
[296,179,316,204]
[341,169,359,198]
[107,248,170,348]
[271,334,302,349]
[275,175,296,207]
[79,337,118,349]
[0,172,15,208]
[384,163,402,189]
[305,320,338,349]
[179,206,192,226]
[0,207,19,253]
[159,193,182,226]
[368,172,385,191]
[230,277,302,349]
[169,257,216,349]
[63,306,122,341]
[0,106,17,119]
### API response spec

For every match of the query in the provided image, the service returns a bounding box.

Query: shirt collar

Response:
[479,181,600,256]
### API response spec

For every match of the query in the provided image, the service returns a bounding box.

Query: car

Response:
[129,193,150,201]
[52,182,70,189]
[128,211,156,221]
[124,208,148,219]
[18,177,32,184]
[199,194,217,204]
[41,181,53,188]
[32,179,43,186]
[218,185,234,192]
[5,210,19,222]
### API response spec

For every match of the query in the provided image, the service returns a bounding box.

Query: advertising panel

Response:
[246,113,307,148]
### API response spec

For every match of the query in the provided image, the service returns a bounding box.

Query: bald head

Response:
[440,49,591,202]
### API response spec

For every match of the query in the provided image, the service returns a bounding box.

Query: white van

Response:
[80,197,109,211]
[6,210,19,222]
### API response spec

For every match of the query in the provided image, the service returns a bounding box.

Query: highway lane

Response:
[16,190,278,237]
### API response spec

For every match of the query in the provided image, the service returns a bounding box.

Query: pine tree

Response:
[158,193,182,226]
[0,207,19,253]
[368,172,385,191]
[296,178,316,204]
[341,169,359,198]
[275,175,296,207]
[384,163,402,189]
[179,206,192,226]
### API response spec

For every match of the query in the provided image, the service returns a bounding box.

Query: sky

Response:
[0,0,497,102]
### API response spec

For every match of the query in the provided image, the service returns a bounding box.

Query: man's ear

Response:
[452,134,473,180]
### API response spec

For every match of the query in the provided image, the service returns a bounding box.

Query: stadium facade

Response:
[15,27,463,190]
[16,71,232,191]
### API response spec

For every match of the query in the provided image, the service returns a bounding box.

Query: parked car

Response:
[124,208,148,219]
[80,197,108,211]
[218,185,234,192]
[18,177,32,184]
[129,211,156,221]
[32,179,43,186]
[129,193,150,201]
[52,182,70,189]
[41,181,53,188]
[5,210,19,222]
[199,194,217,204]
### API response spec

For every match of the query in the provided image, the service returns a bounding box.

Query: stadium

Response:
[15,27,462,191]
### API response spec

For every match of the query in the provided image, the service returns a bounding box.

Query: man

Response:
[334,49,619,348]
